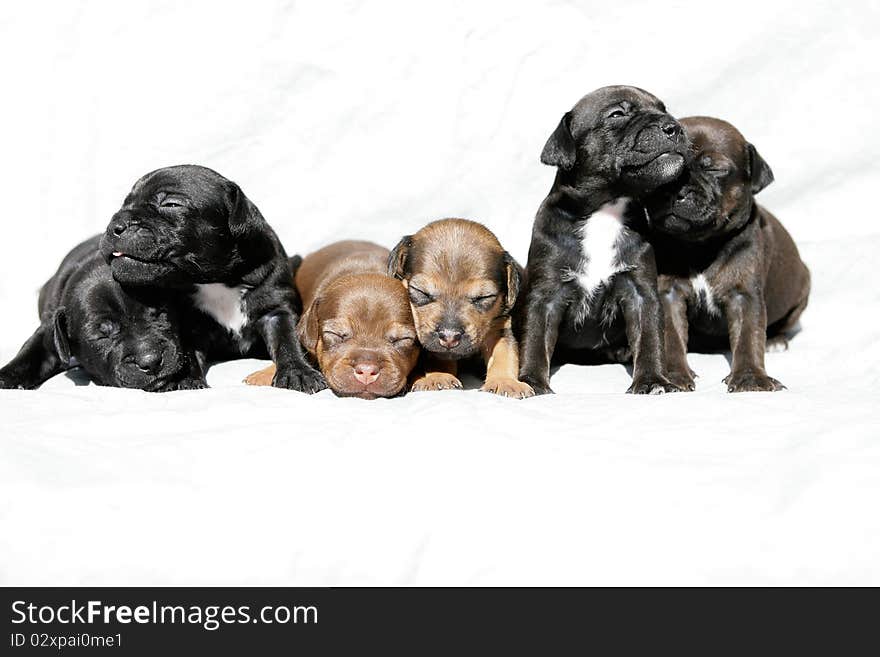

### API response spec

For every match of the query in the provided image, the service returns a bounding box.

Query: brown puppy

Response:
[389,219,533,398]
[245,241,419,399]
[643,117,811,392]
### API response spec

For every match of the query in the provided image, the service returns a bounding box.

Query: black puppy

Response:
[0,236,202,391]
[99,165,326,393]
[642,117,810,392]
[518,86,690,394]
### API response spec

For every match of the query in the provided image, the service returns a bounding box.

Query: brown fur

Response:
[645,117,811,392]
[389,219,533,398]
[245,241,419,399]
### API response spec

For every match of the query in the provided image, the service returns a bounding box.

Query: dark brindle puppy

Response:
[245,241,419,399]
[0,235,201,391]
[642,117,810,392]
[389,218,533,398]
[99,164,325,393]
[518,86,691,395]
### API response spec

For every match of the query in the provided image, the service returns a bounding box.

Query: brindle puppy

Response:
[642,117,811,392]
[245,241,419,399]
[389,218,533,398]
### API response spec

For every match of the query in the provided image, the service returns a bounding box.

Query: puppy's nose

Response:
[662,122,681,139]
[353,362,380,385]
[135,350,163,373]
[110,220,128,237]
[437,328,463,349]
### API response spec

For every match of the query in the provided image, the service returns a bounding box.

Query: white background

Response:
[1,0,878,585]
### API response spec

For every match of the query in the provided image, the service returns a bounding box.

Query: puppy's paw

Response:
[666,369,696,392]
[411,372,463,392]
[244,365,276,387]
[627,374,673,395]
[723,370,785,393]
[156,376,208,392]
[274,365,327,394]
[518,375,553,396]
[0,375,32,390]
[481,377,535,399]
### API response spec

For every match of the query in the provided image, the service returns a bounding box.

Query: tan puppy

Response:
[389,219,533,398]
[245,241,419,399]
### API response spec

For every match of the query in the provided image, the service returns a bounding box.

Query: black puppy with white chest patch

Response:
[99,165,325,392]
[642,116,810,392]
[518,86,691,395]
[0,235,201,391]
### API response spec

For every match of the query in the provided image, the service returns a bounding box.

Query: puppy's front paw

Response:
[666,369,696,392]
[156,376,208,392]
[724,370,785,393]
[627,374,674,395]
[244,365,276,387]
[274,364,327,394]
[481,377,535,399]
[411,372,463,392]
[518,375,553,396]
[0,377,32,390]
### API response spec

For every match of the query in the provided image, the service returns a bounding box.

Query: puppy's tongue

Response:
[112,251,124,257]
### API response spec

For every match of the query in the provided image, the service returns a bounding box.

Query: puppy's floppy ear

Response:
[289,254,303,277]
[388,235,413,280]
[52,307,71,364]
[501,252,522,313]
[746,143,774,194]
[541,111,576,170]
[226,182,274,260]
[296,300,321,355]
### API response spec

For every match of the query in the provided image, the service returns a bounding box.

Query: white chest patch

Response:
[566,197,630,298]
[690,274,720,316]
[192,284,249,335]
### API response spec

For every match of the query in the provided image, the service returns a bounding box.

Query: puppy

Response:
[0,235,202,391]
[389,219,533,398]
[642,117,810,392]
[245,241,419,399]
[99,165,325,393]
[517,85,690,395]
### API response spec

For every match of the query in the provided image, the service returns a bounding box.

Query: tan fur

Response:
[390,219,533,398]
[244,365,276,386]
[245,241,419,399]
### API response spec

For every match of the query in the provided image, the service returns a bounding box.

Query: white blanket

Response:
[1,0,878,585]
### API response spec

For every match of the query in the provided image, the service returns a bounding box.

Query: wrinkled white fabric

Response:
[1,0,878,585]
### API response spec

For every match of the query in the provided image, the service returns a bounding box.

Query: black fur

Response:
[98,165,326,393]
[0,236,202,391]
[517,86,690,394]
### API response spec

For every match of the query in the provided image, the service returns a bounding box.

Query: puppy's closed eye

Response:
[408,286,434,306]
[471,293,497,311]
[322,330,349,347]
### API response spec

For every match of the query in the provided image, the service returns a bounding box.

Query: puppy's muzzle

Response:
[426,325,474,358]
[353,361,380,385]
[634,120,682,154]
[102,212,161,262]
[133,349,163,373]
[437,328,463,349]
[115,341,178,388]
